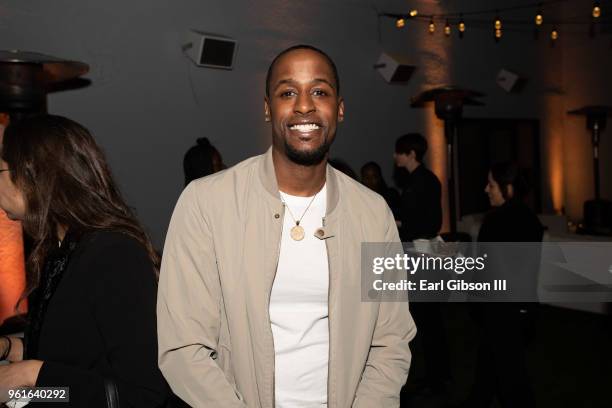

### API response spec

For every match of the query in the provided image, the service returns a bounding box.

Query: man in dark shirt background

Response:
[394,133,450,398]
[394,133,442,242]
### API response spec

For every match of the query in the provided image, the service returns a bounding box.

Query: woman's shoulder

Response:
[78,230,147,253]
[72,230,154,273]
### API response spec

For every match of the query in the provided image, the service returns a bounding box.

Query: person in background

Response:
[393,133,442,242]
[183,137,225,186]
[394,133,449,398]
[360,161,401,220]
[0,115,171,407]
[328,157,358,180]
[478,162,543,242]
[462,162,543,408]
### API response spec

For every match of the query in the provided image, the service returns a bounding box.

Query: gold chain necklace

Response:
[282,191,319,241]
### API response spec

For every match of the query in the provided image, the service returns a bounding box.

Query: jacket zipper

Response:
[268,204,285,408]
[323,216,332,408]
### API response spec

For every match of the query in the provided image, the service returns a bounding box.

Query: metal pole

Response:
[445,119,457,234]
[593,121,600,200]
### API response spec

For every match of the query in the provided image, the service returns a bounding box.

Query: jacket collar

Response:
[258,146,340,215]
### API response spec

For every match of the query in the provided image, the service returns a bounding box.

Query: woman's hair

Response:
[1,115,160,302]
[490,162,530,201]
[183,137,219,186]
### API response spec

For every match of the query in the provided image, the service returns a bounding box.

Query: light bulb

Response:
[593,3,601,18]
[535,13,543,25]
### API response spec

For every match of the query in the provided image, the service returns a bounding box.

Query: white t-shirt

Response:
[270,185,329,407]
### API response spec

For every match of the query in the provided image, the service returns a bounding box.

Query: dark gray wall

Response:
[2,0,610,245]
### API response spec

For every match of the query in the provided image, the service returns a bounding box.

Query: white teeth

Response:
[289,123,320,132]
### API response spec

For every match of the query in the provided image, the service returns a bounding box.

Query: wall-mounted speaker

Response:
[374,53,415,83]
[182,31,238,69]
[496,69,526,93]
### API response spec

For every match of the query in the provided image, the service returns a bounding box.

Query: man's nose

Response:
[294,93,315,115]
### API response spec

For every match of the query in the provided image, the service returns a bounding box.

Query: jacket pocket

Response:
[217,343,244,402]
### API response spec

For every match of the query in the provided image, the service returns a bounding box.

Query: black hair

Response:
[183,137,219,186]
[361,161,389,193]
[265,44,340,97]
[395,133,428,163]
[490,162,530,200]
[329,158,357,180]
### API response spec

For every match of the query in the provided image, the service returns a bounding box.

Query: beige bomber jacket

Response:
[157,148,416,408]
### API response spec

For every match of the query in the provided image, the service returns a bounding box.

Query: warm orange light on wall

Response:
[540,96,565,214]
[0,210,26,325]
[416,16,451,233]
[0,113,27,325]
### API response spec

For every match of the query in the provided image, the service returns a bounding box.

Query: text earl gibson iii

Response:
[372,279,508,292]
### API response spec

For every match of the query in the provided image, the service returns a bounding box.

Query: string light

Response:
[383,3,602,41]
[593,2,601,18]
[495,15,502,30]
[535,9,543,26]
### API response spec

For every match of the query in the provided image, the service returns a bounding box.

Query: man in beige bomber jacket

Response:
[157,45,416,408]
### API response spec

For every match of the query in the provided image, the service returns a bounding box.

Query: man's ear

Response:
[337,97,345,123]
[506,184,514,199]
[264,97,271,122]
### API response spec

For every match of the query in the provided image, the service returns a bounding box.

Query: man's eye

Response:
[280,90,296,97]
[312,89,327,96]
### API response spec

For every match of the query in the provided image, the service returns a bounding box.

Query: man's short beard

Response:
[284,139,331,166]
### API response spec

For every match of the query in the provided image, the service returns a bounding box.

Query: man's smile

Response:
[288,123,321,132]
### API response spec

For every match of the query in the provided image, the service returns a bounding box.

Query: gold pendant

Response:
[290,225,305,241]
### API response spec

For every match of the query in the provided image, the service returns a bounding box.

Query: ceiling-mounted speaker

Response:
[182,31,238,69]
[374,53,415,83]
[496,69,526,93]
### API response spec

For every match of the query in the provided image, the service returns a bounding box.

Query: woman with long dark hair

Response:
[462,162,543,408]
[0,115,170,407]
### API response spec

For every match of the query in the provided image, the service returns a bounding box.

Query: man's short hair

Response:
[395,133,428,162]
[265,44,340,97]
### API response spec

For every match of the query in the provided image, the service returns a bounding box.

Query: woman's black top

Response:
[24,230,170,407]
[478,199,544,243]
